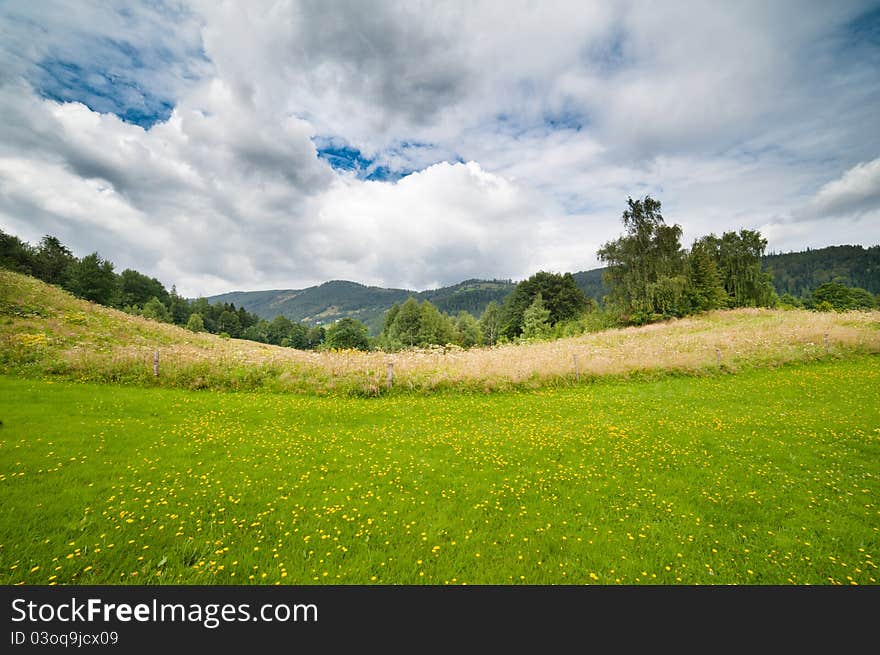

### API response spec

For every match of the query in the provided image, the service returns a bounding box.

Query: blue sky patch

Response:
[315,142,373,172]
[315,138,446,181]
[846,5,880,49]
[27,35,179,129]
[34,58,173,129]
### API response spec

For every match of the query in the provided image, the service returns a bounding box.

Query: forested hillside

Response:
[572,268,608,302]
[211,279,514,333]
[762,245,880,296]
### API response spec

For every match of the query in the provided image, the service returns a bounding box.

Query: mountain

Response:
[208,245,880,332]
[572,268,608,302]
[419,279,516,315]
[209,279,515,334]
[762,245,880,296]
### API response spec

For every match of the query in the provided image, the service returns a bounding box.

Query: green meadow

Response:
[1,355,877,585]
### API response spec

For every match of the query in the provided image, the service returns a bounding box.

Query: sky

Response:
[1,1,879,297]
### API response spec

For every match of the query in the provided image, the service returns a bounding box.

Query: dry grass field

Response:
[2,269,879,395]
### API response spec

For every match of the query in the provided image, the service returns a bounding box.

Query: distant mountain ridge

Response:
[209,278,517,334]
[208,245,879,333]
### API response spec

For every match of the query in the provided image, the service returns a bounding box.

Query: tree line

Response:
[0,230,328,349]
[597,197,876,319]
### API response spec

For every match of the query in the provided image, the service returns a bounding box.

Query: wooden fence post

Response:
[573,354,580,383]
[824,333,829,353]
[153,350,160,378]
[387,362,394,388]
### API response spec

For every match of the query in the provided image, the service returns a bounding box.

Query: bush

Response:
[325,318,370,351]
[186,313,205,332]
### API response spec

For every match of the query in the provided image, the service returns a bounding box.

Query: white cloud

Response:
[302,161,561,290]
[0,1,878,296]
[805,157,880,218]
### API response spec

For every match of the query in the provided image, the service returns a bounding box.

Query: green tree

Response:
[418,301,456,346]
[386,297,422,347]
[217,310,241,337]
[119,269,169,308]
[698,230,775,307]
[186,312,206,332]
[196,299,221,332]
[521,293,551,339]
[598,196,686,318]
[142,296,171,323]
[778,293,803,308]
[267,316,294,345]
[0,229,36,275]
[383,304,401,335]
[686,240,727,312]
[168,286,191,325]
[848,287,876,310]
[500,271,590,338]
[454,311,482,348]
[284,322,309,349]
[306,326,326,349]
[243,320,270,342]
[64,252,119,305]
[479,301,501,345]
[237,306,255,331]
[34,236,75,285]
[648,275,689,317]
[325,318,370,350]
[810,282,876,311]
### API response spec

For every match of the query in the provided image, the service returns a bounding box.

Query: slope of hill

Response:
[763,245,880,296]
[211,281,411,333]
[209,279,515,333]
[418,279,515,316]
[572,268,608,302]
[3,269,879,396]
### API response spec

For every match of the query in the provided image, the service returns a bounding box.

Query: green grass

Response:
[1,355,877,585]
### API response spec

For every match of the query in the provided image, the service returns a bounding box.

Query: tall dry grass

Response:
[2,269,879,394]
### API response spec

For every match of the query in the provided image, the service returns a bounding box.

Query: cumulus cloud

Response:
[805,158,880,218]
[0,1,878,296]
[302,161,562,289]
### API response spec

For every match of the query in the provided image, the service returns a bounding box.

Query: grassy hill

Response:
[3,269,879,396]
